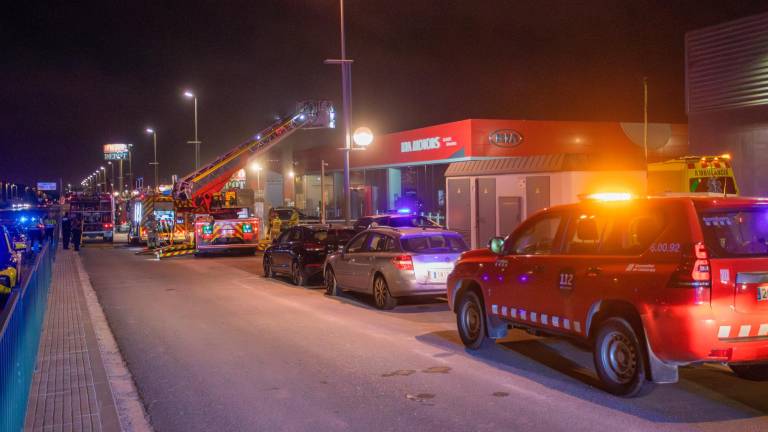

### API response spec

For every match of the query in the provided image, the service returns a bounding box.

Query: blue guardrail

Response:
[0,240,55,432]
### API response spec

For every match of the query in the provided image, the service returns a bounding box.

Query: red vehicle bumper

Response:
[642,304,768,364]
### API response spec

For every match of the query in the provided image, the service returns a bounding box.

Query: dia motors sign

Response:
[489,129,523,148]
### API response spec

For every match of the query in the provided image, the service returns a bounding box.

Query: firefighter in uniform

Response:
[269,214,282,241]
[145,214,159,249]
[288,209,299,228]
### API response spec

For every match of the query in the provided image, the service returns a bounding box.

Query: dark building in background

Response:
[686,12,768,197]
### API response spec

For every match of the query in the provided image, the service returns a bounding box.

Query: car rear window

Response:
[401,234,467,253]
[311,229,356,243]
[389,216,438,228]
[699,209,768,257]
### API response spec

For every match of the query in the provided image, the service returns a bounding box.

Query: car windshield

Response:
[401,234,467,253]
[389,216,438,228]
[699,209,768,257]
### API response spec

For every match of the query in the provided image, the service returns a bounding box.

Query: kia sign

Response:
[489,129,523,148]
[37,182,57,191]
[104,143,129,160]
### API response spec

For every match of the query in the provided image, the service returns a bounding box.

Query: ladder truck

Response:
[167,100,334,257]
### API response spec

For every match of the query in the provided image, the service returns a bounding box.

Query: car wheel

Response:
[325,268,340,296]
[263,256,274,278]
[372,275,396,310]
[456,290,488,349]
[593,317,649,397]
[291,260,306,286]
[730,363,768,381]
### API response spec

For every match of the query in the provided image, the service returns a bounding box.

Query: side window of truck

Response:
[600,208,665,255]
[507,213,564,255]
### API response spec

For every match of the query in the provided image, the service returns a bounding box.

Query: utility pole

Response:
[324,0,354,224]
[320,160,328,224]
[643,77,649,164]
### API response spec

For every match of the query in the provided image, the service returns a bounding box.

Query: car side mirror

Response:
[488,236,505,256]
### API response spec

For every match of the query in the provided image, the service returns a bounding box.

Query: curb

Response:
[74,254,154,432]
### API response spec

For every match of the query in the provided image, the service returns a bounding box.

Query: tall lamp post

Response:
[100,166,106,193]
[184,90,201,170]
[146,127,159,192]
[107,161,114,192]
[325,1,375,223]
[324,0,355,223]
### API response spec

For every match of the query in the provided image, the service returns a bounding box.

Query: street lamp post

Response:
[146,128,159,192]
[100,166,106,193]
[108,161,114,192]
[324,0,355,223]
[184,90,201,170]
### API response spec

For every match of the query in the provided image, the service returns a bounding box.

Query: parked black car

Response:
[352,213,441,231]
[263,224,356,286]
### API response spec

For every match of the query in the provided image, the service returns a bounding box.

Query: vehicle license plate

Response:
[758,285,768,302]
[429,270,448,282]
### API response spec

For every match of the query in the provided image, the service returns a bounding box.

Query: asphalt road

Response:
[80,244,768,432]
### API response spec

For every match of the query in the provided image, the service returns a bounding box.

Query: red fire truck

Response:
[67,193,114,242]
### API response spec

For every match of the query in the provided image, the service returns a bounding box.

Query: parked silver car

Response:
[324,227,468,309]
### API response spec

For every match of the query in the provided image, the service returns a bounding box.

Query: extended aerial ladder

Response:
[173,100,335,210]
[146,100,335,259]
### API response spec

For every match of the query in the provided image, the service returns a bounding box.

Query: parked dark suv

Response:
[263,225,356,286]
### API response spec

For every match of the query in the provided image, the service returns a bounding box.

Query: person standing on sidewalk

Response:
[61,212,71,249]
[71,215,83,251]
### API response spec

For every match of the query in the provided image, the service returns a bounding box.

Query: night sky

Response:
[1,0,767,186]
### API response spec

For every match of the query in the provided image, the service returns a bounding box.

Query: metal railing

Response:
[0,239,55,432]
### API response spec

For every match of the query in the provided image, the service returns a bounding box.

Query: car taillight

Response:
[392,255,414,271]
[668,242,711,304]
[305,242,324,252]
[103,223,113,229]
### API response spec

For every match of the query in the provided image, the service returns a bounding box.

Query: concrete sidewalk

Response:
[24,249,151,432]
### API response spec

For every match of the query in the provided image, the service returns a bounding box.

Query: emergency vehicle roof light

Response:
[584,192,633,202]
[721,153,731,160]
[397,208,411,214]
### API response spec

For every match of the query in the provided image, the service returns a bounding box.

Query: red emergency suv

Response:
[447,194,768,397]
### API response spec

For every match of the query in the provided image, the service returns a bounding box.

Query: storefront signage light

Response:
[489,129,523,148]
[400,136,445,153]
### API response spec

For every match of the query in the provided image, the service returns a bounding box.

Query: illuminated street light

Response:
[145,127,159,192]
[353,127,374,147]
[183,90,201,169]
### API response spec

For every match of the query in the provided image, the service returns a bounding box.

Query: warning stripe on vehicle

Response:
[492,304,582,335]
[718,324,768,340]
[157,248,197,259]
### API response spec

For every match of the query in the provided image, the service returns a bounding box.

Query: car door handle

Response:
[586,266,602,277]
